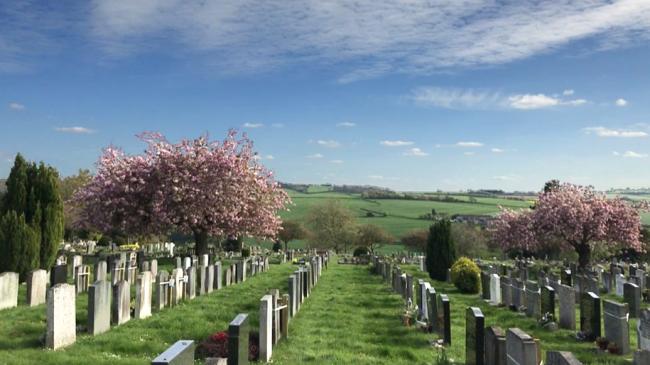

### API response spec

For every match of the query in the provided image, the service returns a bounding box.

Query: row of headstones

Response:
[149,254,329,365]
[481,268,650,362]
[260,254,327,362]
[371,258,453,345]
[464,306,582,365]
[43,255,272,351]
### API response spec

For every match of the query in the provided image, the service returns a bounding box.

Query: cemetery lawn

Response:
[0,263,298,365]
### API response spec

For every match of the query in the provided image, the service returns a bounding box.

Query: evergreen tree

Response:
[425,219,456,281]
[0,211,39,279]
[2,154,28,215]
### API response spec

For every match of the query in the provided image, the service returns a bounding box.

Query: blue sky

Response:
[2,1,650,191]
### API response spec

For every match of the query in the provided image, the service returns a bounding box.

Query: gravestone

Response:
[481,271,491,300]
[135,271,152,319]
[225,267,232,287]
[197,265,207,296]
[260,295,273,362]
[88,280,111,335]
[288,275,297,317]
[184,257,191,270]
[615,274,626,296]
[112,280,131,325]
[558,284,576,330]
[228,314,249,365]
[490,274,502,305]
[546,351,583,365]
[186,266,196,300]
[540,285,555,319]
[420,281,430,320]
[151,259,158,280]
[506,328,538,365]
[406,274,414,303]
[512,279,524,311]
[94,261,107,282]
[426,286,437,329]
[155,271,170,311]
[603,299,630,354]
[561,269,572,286]
[485,326,506,365]
[0,272,19,310]
[602,272,612,293]
[214,262,223,290]
[75,265,91,294]
[525,281,540,318]
[440,294,451,345]
[151,340,195,365]
[466,307,485,365]
[634,350,650,365]
[26,269,47,307]
[51,264,68,286]
[625,282,641,318]
[579,291,601,341]
[501,277,512,309]
[637,309,650,351]
[46,283,76,349]
[176,257,182,269]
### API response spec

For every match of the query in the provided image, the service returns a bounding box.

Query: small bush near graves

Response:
[450,257,480,294]
[272,241,282,252]
[353,246,368,257]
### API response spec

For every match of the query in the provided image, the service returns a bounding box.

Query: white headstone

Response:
[0,272,19,310]
[27,269,47,307]
[490,274,502,305]
[46,284,76,349]
[260,294,273,362]
[616,274,626,297]
[135,272,152,319]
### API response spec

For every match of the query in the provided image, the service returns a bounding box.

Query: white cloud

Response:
[403,147,428,157]
[271,123,285,128]
[584,126,647,138]
[615,98,628,107]
[336,122,356,128]
[8,102,25,111]
[565,98,587,106]
[306,153,324,159]
[54,126,95,134]
[563,89,575,96]
[380,140,414,147]
[456,141,483,147]
[316,140,340,148]
[243,122,263,128]
[491,148,505,153]
[508,94,560,109]
[329,159,344,164]
[613,151,648,158]
[464,152,476,156]
[411,87,501,109]
[84,1,650,79]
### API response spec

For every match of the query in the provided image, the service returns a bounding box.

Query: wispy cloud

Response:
[563,89,575,96]
[336,122,356,128]
[243,122,263,128]
[306,153,324,159]
[613,151,647,158]
[54,126,96,134]
[381,140,414,147]
[584,126,647,138]
[491,148,505,153]
[411,87,587,110]
[329,159,344,164]
[403,147,428,157]
[615,98,628,107]
[8,102,25,111]
[316,140,340,148]
[81,1,650,79]
[456,141,483,148]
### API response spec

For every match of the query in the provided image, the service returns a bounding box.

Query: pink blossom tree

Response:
[491,183,644,268]
[74,130,290,255]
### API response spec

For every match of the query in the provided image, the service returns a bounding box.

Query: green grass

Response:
[0,263,298,365]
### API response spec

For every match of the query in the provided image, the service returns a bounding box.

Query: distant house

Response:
[451,214,495,227]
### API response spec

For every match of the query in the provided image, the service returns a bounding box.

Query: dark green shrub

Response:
[0,211,40,279]
[450,257,480,293]
[353,246,368,257]
[272,242,282,252]
[425,219,456,281]
[241,248,250,258]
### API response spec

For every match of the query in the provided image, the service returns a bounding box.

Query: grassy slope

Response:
[274,260,645,364]
[0,263,297,365]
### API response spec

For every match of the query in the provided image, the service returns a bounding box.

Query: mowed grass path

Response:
[0,263,297,365]
[272,262,437,365]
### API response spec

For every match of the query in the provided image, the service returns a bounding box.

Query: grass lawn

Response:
[0,262,297,365]
[272,261,438,365]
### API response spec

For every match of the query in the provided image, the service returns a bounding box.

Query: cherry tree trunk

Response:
[194,230,209,256]
[576,243,591,270]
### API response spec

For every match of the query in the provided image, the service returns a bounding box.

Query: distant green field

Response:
[279,188,531,239]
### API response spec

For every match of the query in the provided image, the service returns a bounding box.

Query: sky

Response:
[2,1,650,192]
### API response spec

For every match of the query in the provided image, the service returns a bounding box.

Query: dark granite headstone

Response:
[624,282,641,318]
[50,265,68,285]
[228,314,249,365]
[465,307,485,365]
[541,285,555,318]
[485,326,506,365]
[579,291,601,341]
[603,299,630,355]
[440,294,451,345]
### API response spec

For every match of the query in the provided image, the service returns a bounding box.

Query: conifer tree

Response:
[425,219,456,281]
